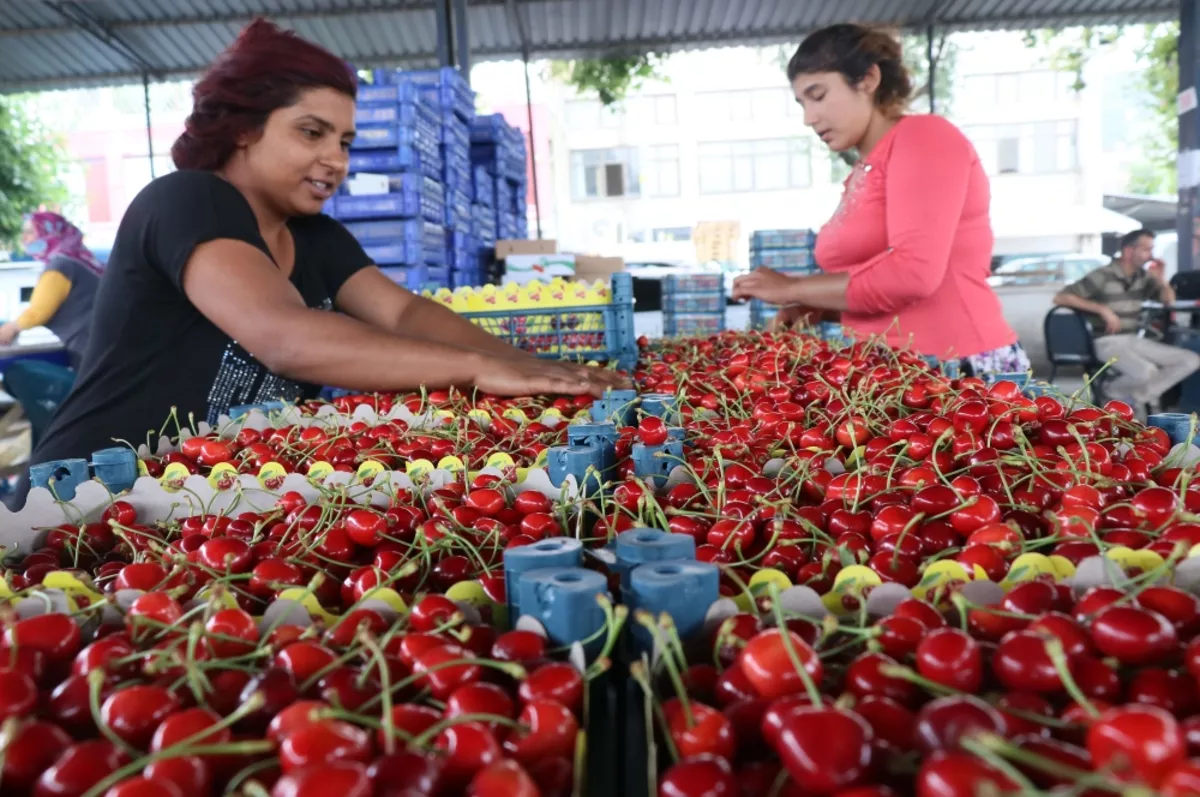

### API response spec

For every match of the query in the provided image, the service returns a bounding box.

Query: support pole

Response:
[142,71,155,179]
[926,23,937,115]
[434,0,453,68]
[523,51,542,239]
[1181,0,1198,273]
[453,0,470,81]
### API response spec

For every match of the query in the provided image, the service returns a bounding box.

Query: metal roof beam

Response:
[41,1,162,77]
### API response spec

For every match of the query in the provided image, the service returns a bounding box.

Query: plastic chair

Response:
[2,360,76,448]
[1043,306,1112,403]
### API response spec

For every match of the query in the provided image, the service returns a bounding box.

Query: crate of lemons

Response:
[422,277,615,357]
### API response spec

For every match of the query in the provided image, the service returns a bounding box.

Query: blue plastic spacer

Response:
[631,440,685,485]
[1148,413,1198,445]
[503,537,584,626]
[28,458,91,501]
[565,423,619,475]
[590,389,639,426]
[639,393,679,423]
[626,561,720,654]
[941,359,962,379]
[516,567,609,653]
[89,447,138,495]
[666,427,686,442]
[546,445,604,491]
[611,528,696,594]
[1023,382,1058,399]
[986,372,1030,388]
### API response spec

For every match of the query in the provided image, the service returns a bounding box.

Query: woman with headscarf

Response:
[0,212,103,368]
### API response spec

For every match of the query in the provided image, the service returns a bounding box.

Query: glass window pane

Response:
[584,166,600,197]
[998,74,1019,105]
[657,96,677,124]
[756,152,787,190]
[699,155,732,193]
[733,155,754,191]
[752,89,782,120]
[659,162,680,196]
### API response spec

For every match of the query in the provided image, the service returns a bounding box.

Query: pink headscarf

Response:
[25,211,105,276]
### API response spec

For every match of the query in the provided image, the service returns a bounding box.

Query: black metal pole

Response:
[453,0,470,79]
[435,0,453,68]
[926,24,937,115]
[143,71,155,178]
[523,51,542,239]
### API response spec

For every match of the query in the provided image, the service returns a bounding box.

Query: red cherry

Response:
[435,722,503,790]
[6,612,82,664]
[915,751,1018,797]
[915,628,983,693]
[413,645,482,701]
[658,754,737,797]
[274,642,338,686]
[467,759,540,797]
[637,416,669,446]
[279,719,373,773]
[343,509,388,547]
[2,719,73,791]
[1087,704,1185,787]
[271,761,373,797]
[446,682,516,731]
[505,698,581,765]
[1090,605,1179,666]
[103,777,184,797]
[204,608,259,658]
[101,685,182,748]
[765,705,874,793]
[0,667,38,722]
[914,695,1005,754]
[36,740,132,797]
[518,662,585,714]
[739,629,823,700]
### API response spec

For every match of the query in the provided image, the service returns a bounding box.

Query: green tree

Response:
[0,96,67,248]
[902,31,959,115]
[1026,24,1179,194]
[547,54,666,106]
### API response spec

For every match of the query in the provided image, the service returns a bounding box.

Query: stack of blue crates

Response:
[662,274,727,337]
[470,114,530,283]
[326,67,488,292]
[747,229,818,330]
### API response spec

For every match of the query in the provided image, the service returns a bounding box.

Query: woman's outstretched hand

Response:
[732,267,801,303]
[472,356,630,398]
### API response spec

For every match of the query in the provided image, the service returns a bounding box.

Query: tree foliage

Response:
[547,54,666,106]
[0,96,67,247]
[1026,24,1179,194]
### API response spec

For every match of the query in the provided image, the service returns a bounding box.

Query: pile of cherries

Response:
[9,327,1200,795]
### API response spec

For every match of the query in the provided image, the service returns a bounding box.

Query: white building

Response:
[473,32,1143,266]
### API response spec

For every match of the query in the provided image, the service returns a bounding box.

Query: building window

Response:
[698,139,811,194]
[570,148,641,199]
[563,95,677,129]
[697,89,794,123]
[642,145,680,197]
[965,121,1078,175]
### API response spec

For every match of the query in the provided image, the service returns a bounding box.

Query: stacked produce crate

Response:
[470,114,530,283]
[661,273,727,337]
[747,228,818,330]
[325,68,488,292]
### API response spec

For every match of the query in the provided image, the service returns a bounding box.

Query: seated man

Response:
[1054,228,1200,410]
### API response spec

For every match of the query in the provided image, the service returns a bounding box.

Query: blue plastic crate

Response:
[356,81,421,105]
[379,264,428,290]
[331,174,445,224]
[495,178,515,213]
[445,230,476,271]
[662,293,725,314]
[497,213,520,240]
[663,313,726,337]
[473,167,496,207]
[354,99,439,129]
[350,219,445,265]
[424,266,452,289]
[392,67,476,121]
[461,272,637,370]
[748,247,817,270]
[444,190,473,231]
[470,114,517,143]
[352,120,441,159]
[443,117,471,151]
[349,147,442,180]
[750,229,817,251]
[444,147,472,183]
[662,274,724,294]
[450,268,482,289]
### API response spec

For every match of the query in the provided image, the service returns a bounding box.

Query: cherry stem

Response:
[86,668,137,757]
[358,633,397,755]
[878,664,958,698]
[629,658,681,765]
[766,583,823,706]
[1043,638,1100,718]
[972,731,1124,794]
[81,739,277,797]
[635,610,694,728]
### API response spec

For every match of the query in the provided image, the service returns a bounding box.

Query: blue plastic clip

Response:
[1148,413,1198,445]
[986,372,1030,388]
[90,448,138,495]
[29,458,90,501]
[639,394,679,423]
[502,538,584,626]
[546,445,604,491]
[626,561,720,654]
[565,423,620,474]
[590,389,639,426]
[611,528,696,593]
[516,567,609,653]
[631,440,684,485]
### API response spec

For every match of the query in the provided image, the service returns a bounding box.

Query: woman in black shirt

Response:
[25,20,625,490]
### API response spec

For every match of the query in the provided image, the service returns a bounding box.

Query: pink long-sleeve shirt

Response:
[814,114,1017,361]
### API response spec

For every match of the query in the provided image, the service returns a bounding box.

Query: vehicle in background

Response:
[986,253,1110,288]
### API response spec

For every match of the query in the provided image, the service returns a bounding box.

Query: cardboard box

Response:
[496,239,557,258]
[496,240,624,285]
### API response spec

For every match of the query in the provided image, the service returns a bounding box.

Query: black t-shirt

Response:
[32,169,372,464]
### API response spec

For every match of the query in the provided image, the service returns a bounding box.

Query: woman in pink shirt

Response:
[733,24,1028,377]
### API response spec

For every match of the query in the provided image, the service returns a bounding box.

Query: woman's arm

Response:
[333,267,544,360]
[181,240,610,396]
[16,270,72,329]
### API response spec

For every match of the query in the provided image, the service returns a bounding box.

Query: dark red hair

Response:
[172,18,357,171]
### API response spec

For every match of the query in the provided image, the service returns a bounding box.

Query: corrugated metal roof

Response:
[0,0,1179,93]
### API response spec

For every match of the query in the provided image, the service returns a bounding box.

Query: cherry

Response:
[435,721,503,790]
[766,705,874,793]
[2,719,73,791]
[274,642,338,687]
[1090,605,1179,666]
[366,749,448,794]
[992,630,1062,694]
[204,607,259,658]
[1137,586,1200,638]
[505,698,581,765]
[914,751,1017,797]
[0,667,38,722]
[915,628,982,693]
[271,761,373,797]
[101,685,182,748]
[491,630,548,667]
[6,612,82,664]
[1087,704,1186,787]
[844,652,917,706]
[35,740,132,797]
[914,695,1005,754]
[237,668,300,733]
[103,777,184,797]
[658,754,737,797]
[739,629,823,700]
[279,719,373,773]
[1162,761,1200,797]
[518,662,585,714]
[467,759,540,797]
[144,756,213,797]
[413,644,482,701]
[446,682,516,731]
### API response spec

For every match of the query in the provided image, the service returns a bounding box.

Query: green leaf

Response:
[0,95,67,246]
